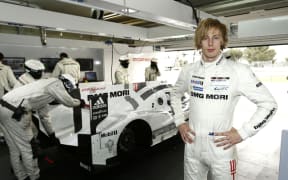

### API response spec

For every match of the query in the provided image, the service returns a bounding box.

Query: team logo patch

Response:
[211,76,230,87]
[192,86,203,92]
[213,86,228,91]
[192,75,204,79]
[191,79,203,86]
[211,76,230,81]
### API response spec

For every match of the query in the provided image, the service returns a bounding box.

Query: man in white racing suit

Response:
[171,18,277,180]
[0,74,84,180]
[145,58,161,81]
[52,52,81,84]
[0,52,18,142]
[0,52,18,97]
[115,55,129,84]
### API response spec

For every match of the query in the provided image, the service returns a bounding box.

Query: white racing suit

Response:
[0,62,18,142]
[16,73,54,136]
[145,67,160,81]
[171,55,277,180]
[0,62,18,97]
[0,78,81,180]
[115,66,129,84]
[51,58,81,83]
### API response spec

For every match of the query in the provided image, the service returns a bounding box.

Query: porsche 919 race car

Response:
[47,81,189,172]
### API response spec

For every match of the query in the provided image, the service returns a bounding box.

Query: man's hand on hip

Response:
[178,123,195,144]
[214,127,243,150]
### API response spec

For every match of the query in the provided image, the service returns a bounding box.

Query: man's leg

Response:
[211,159,237,180]
[184,156,209,180]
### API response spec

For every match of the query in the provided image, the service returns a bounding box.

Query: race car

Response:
[47,81,189,172]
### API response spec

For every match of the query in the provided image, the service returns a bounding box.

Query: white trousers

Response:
[184,135,237,180]
[0,107,40,180]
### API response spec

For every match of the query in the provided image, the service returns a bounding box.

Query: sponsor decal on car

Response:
[110,90,129,98]
[101,130,118,138]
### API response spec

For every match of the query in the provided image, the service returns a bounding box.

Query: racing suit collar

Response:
[200,53,224,67]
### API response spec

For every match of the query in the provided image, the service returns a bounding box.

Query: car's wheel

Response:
[117,121,152,162]
[117,127,137,155]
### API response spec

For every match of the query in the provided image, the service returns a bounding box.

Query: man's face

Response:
[201,28,223,62]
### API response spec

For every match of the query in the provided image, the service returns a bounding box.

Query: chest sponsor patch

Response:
[213,85,229,91]
[192,86,203,92]
[211,76,230,87]
[192,75,204,80]
[191,79,203,86]
[191,76,204,92]
[190,91,228,100]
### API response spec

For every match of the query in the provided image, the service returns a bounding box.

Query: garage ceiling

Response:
[181,0,288,22]
[0,0,288,48]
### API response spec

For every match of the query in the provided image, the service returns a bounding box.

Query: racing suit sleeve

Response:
[171,65,189,127]
[46,80,81,107]
[236,64,277,140]
[37,105,54,135]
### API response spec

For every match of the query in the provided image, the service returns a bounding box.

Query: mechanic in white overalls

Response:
[0,74,84,180]
[17,59,60,145]
[52,52,81,84]
[115,55,130,84]
[0,52,18,142]
[145,58,161,81]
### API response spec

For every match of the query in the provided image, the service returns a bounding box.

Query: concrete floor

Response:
[0,136,185,180]
[0,82,285,180]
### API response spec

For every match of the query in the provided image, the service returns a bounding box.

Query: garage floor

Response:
[0,136,185,180]
[0,131,281,180]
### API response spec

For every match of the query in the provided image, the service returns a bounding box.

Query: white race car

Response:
[47,81,189,172]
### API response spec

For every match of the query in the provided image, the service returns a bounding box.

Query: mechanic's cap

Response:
[25,59,45,71]
[119,55,129,61]
[151,58,158,63]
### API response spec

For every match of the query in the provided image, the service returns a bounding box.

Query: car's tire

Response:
[117,121,152,162]
[117,127,137,156]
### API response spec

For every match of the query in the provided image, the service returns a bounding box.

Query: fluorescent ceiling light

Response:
[121,8,137,14]
[56,27,66,31]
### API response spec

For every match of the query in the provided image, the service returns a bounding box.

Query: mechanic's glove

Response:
[80,99,86,108]
[12,106,26,121]
[48,133,61,146]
